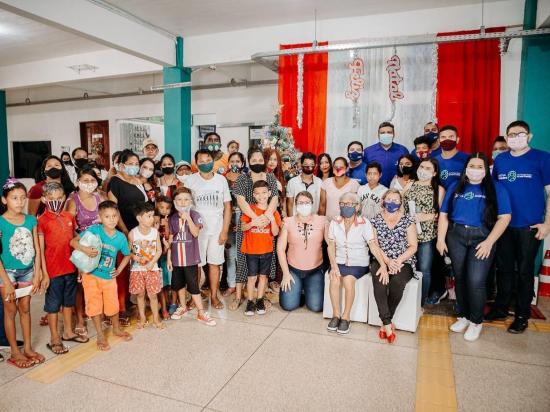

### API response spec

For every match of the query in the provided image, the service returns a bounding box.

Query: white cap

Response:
[142,138,158,151]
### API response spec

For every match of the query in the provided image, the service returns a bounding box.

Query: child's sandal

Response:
[136,321,149,330]
[96,340,110,351]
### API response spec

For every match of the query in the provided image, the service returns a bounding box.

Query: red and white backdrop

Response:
[279,28,504,157]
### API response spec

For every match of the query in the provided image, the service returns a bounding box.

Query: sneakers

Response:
[337,319,351,335]
[168,303,178,316]
[255,298,266,315]
[426,290,448,305]
[450,317,470,333]
[464,323,482,341]
[484,309,508,322]
[197,311,216,327]
[170,306,188,320]
[244,300,256,316]
[327,317,340,332]
[507,317,528,334]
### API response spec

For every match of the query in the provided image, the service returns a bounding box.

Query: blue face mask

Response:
[425,131,438,144]
[383,201,401,213]
[125,165,140,176]
[379,133,394,145]
[340,205,356,218]
[348,151,362,162]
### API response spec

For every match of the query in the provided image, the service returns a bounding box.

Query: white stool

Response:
[322,271,369,323]
[367,272,423,332]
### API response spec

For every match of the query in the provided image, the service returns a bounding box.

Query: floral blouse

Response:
[403,182,437,243]
[370,213,416,270]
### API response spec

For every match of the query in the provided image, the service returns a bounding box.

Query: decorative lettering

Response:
[345,58,365,102]
[386,55,404,101]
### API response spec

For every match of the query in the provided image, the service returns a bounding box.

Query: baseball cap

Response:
[142,138,158,151]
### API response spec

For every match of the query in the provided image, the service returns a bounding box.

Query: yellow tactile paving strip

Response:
[483,319,550,333]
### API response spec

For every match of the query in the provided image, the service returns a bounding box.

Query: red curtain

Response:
[278,42,328,155]
[436,28,504,156]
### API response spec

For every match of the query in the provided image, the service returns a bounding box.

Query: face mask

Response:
[417,150,430,160]
[267,166,275,173]
[79,181,98,193]
[425,131,438,144]
[161,166,174,175]
[74,158,88,169]
[466,168,486,182]
[440,139,457,151]
[348,151,362,162]
[417,168,433,182]
[175,205,191,213]
[125,165,140,176]
[230,165,242,173]
[197,162,214,173]
[507,135,529,151]
[249,163,265,173]
[176,175,187,183]
[301,166,314,175]
[340,205,356,218]
[296,204,313,217]
[379,133,394,145]
[492,149,507,160]
[45,167,62,179]
[383,201,401,213]
[63,160,72,166]
[140,169,154,179]
[400,165,414,175]
[333,167,346,177]
[46,199,64,214]
[207,143,221,152]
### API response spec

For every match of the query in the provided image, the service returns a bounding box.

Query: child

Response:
[38,182,88,355]
[167,187,216,326]
[155,196,176,318]
[357,162,388,220]
[0,178,44,368]
[413,135,432,160]
[241,180,281,316]
[128,202,164,329]
[70,200,132,351]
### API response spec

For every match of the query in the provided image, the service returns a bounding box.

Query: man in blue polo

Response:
[347,141,367,185]
[363,122,408,187]
[434,125,469,190]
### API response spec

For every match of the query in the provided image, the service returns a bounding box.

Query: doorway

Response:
[80,120,110,169]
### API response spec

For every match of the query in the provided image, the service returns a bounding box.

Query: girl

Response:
[319,157,360,222]
[0,178,44,368]
[139,158,158,202]
[316,153,334,181]
[389,154,416,194]
[438,153,511,342]
[157,154,180,198]
[155,196,176,319]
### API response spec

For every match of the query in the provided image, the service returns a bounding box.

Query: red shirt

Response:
[241,204,282,255]
[37,210,77,277]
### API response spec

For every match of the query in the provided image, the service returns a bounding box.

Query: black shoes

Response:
[507,317,528,334]
[484,309,508,321]
[244,300,256,316]
[327,317,340,332]
[255,298,266,315]
[337,319,351,335]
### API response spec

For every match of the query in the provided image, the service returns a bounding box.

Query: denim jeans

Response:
[494,226,541,319]
[417,239,435,303]
[0,297,6,344]
[279,266,324,312]
[446,223,495,324]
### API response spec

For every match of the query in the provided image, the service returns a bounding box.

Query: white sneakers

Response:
[450,317,482,341]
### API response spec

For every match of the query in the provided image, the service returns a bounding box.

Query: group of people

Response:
[0,120,548,368]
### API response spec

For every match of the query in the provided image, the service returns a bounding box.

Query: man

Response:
[346,141,367,185]
[363,122,408,187]
[286,152,322,216]
[411,122,441,160]
[142,138,159,161]
[433,125,469,190]
[487,120,550,333]
[192,132,229,174]
[184,149,232,310]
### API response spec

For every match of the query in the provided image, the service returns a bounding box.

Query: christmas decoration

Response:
[296,53,304,129]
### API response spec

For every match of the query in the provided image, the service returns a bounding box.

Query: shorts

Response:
[160,255,171,287]
[81,273,119,317]
[246,253,273,277]
[44,273,78,313]
[129,270,162,295]
[0,267,34,287]
[171,266,200,295]
[338,264,368,279]
[199,232,225,266]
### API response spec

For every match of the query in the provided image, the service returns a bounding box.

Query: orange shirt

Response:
[241,204,282,255]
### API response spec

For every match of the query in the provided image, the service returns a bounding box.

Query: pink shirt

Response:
[321,177,360,221]
[284,215,326,271]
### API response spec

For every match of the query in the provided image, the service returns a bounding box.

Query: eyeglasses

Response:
[339,202,358,208]
[507,132,528,139]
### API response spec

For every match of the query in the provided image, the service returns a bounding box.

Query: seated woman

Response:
[277,191,327,312]
[326,192,375,335]
[369,189,418,344]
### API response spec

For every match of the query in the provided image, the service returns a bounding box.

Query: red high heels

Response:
[378,328,387,339]
[386,331,397,344]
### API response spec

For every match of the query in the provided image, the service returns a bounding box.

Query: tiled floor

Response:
[1,295,550,411]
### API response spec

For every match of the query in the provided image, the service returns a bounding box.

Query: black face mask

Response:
[74,158,89,169]
[400,165,414,175]
[63,160,72,166]
[249,163,266,173]
[161,167,175,175]
[45,167,62,179]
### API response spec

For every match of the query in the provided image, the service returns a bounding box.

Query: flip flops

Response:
[47,342,69,355]
[62,334,90,343]
[7,356,34,369]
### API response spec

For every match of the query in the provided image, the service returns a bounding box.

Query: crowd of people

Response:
[0,120,549,368]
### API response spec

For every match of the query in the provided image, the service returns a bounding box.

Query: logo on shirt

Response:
[440,170,449,180]
[464,192,474,200]
[497,170,532,182]
[507,171,517,182]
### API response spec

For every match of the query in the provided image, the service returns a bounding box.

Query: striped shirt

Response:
[169,210,203,267]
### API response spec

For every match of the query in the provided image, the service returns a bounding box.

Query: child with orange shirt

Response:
[241,180,281,316]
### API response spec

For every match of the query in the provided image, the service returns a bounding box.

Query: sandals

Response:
[152,322,166,330]
[96,339,111,351]
[25,352,45,364]
[113,331,133,342]
[74,327,88,337]
[222,287,236,297]
[229,297,244,311]
[62,334,89,343]
[211,300,224,310]
[39,314,49,326]
[136,321,149,330]
[7,356,35,369]
[47,342,69,355]
[118,316,130,327]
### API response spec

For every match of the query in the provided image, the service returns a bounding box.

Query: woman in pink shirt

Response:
[277,191,327,312]
[319,157,360,222]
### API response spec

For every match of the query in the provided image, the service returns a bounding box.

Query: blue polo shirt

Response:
[441,181,511,227]
[411,146,442,161]
[434,151,469,189]
[492,148,550,228]
[347,161,367,185]
[363,142,408,187]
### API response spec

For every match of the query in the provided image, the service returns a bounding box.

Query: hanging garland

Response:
[430,43,438,122]
[296,53,304,129]
[344,50,365,128]
[386,50,404,121]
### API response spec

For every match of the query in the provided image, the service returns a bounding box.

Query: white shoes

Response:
[464,323,482,342]
[450,317,470,333]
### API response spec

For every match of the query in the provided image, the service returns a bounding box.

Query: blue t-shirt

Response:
[82,224,130,279]
[363,142,409,187]
[411,146,442,161]
[441,181,512,227]
[0,215,37,270]
[347,162,367,185]
[434,151,469,190]
[492,148,550,228]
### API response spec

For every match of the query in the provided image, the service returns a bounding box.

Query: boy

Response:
[39,182,88,354]
[70,200,132,351]
[128,202,164,329]
[155,196,176,318]
[357,162,388,220]
[412,135,432,160]
[347,141,367,185]
[241,180,282,315]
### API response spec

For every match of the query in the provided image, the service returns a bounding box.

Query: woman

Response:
[316,153,334,181]
[369,189,418,343]
[326,192,375,335]
[157,154,180,198]
[139,158,158,202]
[28,155,75,216]
[437,153,511,342]
[231,148,279,310]
[61,151,73,167]
[319,157,360,222]
[102,151,121,192]
[404,158,445,305]
[390,154,416,194]
[277,191,326,312]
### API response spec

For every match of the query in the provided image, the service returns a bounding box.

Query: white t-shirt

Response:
[130,227,160,271]
[184,173,231,236]
[390,176,413,193]
[286,174,323,215]
[327,216,374,267]
[357,183,388,220]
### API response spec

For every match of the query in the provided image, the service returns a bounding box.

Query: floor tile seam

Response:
[449,351,550,369]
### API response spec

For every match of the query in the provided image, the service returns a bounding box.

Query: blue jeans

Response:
[446,223,495,324]
[0,297,6,344]
[417,240,435,304]
[279,266,324,312]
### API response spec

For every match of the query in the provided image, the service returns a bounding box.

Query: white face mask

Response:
[140,169,154,179]
[379,133,394,145]
[465,168,486,182]
[416,168,433,182]
[296,203,313,217]
[176,175,187,183]
[175,205,191,213]
[507,134,529,151]
[79,181,98,193]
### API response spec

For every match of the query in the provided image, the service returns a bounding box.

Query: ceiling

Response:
[0,9,105,67]
[106,0,499,36]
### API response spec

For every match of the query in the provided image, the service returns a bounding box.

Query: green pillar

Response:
[163,36,192,162]
[0,91,8,184]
